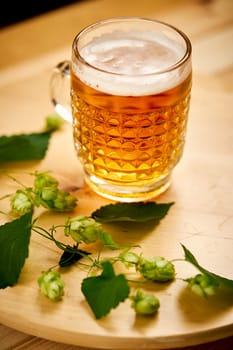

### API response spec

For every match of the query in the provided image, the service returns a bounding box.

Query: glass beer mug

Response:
[51,17,192,202]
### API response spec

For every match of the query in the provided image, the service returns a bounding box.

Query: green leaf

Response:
[182,244,199,266]
[91,201,174,223]
[81,261,130,319]
[181,244,233,289]
[0,132,52,162]
[59,246,90,267]
[0,211,33,288]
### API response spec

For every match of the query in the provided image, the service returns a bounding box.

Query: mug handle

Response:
[50,60,72,122]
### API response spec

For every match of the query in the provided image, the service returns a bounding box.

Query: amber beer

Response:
[70,18,192,201]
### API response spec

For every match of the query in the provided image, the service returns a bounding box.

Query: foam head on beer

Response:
[73,30,191,96]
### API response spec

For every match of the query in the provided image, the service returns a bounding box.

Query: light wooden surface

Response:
[0,0,233,349]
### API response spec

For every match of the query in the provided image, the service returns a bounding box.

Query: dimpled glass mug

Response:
[50,17,192,202]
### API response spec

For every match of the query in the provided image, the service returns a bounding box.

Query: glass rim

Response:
[72,16,192,77]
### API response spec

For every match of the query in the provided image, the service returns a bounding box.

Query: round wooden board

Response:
[0,75,233,349]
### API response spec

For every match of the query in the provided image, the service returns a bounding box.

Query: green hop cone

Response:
[10,189,34,215]
[118,248,140,268]
[186,273,219,297]
[38,270,64,301]
[34,171,59,190]
[130,289,160,316]
[33,172,77,211]
[34,172,58,208]
[52,190,77,211]
[40,186,58,201]
[137,256,175,282]
[65,215,103,244]
[45,113,65,132]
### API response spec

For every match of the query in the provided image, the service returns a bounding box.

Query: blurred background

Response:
[0,0,84,27]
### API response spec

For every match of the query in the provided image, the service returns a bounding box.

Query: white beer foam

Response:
[73,31,191,96]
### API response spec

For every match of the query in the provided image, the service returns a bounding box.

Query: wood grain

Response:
[0,0,233,349]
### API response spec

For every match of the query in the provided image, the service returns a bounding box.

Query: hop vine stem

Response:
[0,170,29,189]
[32,223,96,268]
[32,224,75,252]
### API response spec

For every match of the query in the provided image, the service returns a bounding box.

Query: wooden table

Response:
[0,0,233,349]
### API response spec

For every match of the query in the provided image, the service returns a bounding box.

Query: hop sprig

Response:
[9,171,77,215]
[34,171,58,189]
[34,172,77,212]
[2,178,233,322]
[64,215,119,249]
[38,270,64,301]
[65,215,102,244]
[10,189,34,215]
[186,273,219,297]
[130,289,160,316]
[137,256,175,282]
[116,249,175,282]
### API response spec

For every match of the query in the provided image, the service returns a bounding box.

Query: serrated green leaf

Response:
[0,211,33,288]
[182,244,199,266]
[0,132,52,162]
[91,201,174,223]
[181,244,233,289]
[81,261,130,319]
